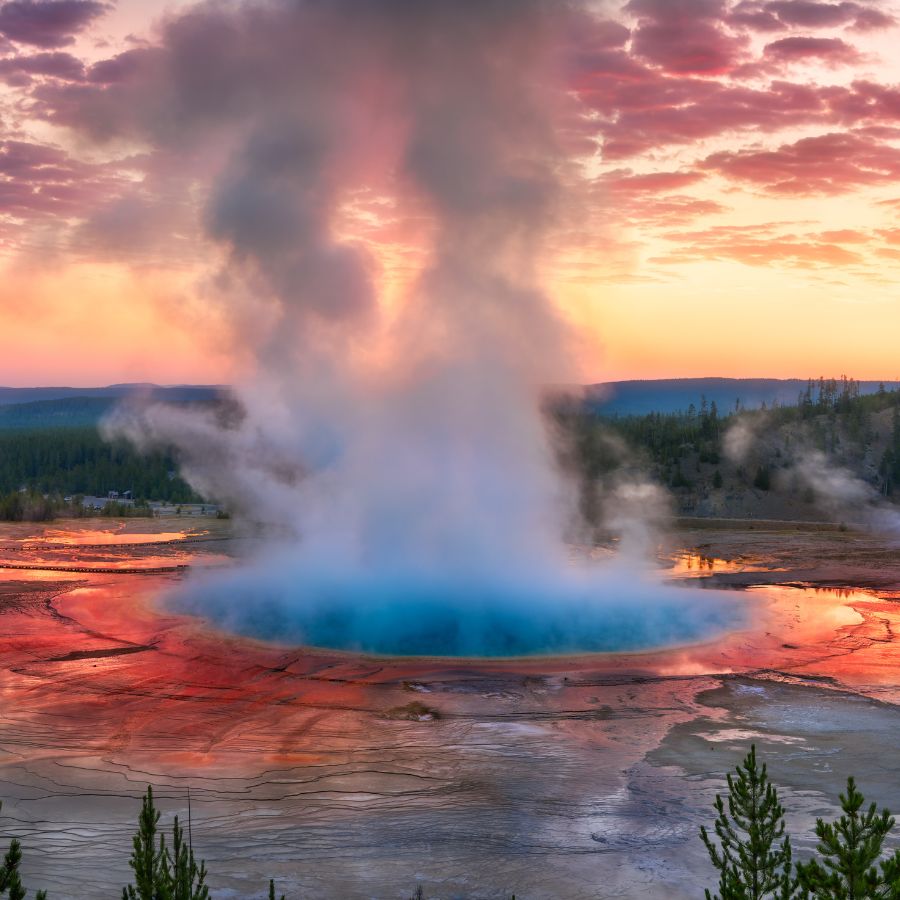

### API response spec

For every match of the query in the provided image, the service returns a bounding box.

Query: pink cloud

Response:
[763,35,862,65]
[729,2,784,31]
[600,169,706,194]
[564,11,900,159]
[626,195,728,226]
[0,49,83,82]
[878,228,900,245]
[87,47,156,84]
[3,0,900,285]
[565,16,630,55]
[0,0,108,48]
[833,80,900,122]
[589,169,724,226]
[764,1,892,29]
[27,3,900,168]
[625,0,748,74]
[0,138,122,222]
[659,223,867,267]
[576,59,900,159]
[704,132,900,194]
[728,1,895,32]
[849,7,897,31]
[586,79,841,158]
[630,21,746,74]
[817,228,869,242]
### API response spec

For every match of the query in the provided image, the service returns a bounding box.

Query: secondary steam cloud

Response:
[103,0,742,656]
[724,416,900,538]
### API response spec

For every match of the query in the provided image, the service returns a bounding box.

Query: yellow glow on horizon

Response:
[0,262,235,387]
[564,264,900,382]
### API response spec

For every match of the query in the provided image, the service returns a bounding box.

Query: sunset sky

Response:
[1,0,900,386]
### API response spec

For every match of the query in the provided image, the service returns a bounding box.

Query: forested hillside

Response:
[0,389,223,520]
[0,397,119,429]
[0,428,200,520]
[3,378,898,524]
[563,378,900,522]
[585,377,900,416]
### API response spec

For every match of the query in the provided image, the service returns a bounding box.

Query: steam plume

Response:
[793,451,900,537]
[103,0,742,656]
[723,414,900,539]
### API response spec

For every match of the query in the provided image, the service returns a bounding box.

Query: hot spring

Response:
[173,555,745,658]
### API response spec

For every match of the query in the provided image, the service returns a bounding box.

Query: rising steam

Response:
[792,451,900,537]
[723,414,900,538]
[102,0,742,656]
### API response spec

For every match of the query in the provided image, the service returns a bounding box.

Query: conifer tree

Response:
[123,787,209,900]
[795,777,900,898]
[268,880,285,900]
[123,785,166,900]
[701,745,796,899]
[753,466,771,491]
[0,802,47,900]
[164,815,208,900]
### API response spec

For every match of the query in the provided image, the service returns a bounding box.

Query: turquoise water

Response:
[178,564,745,657]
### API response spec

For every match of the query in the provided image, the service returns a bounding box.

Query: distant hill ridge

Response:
[1,380,898,428]
[586,378,900,417]
[0,385,226,430]
[0,384,225,406]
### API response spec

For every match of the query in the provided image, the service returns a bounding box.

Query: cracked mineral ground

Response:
[1,517,899,899]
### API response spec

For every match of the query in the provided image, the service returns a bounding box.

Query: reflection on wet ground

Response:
[667,550,771,577]
[12,527,204,545]
[0,518,898,898]
[0,523,231,575]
